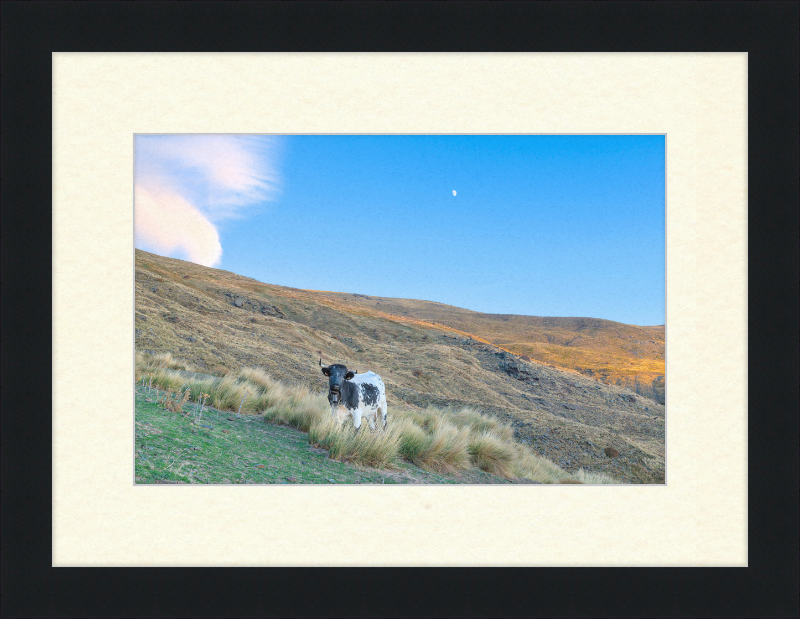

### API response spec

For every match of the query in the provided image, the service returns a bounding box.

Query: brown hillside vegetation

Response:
[135,249,665,483]
[318,293,665,404]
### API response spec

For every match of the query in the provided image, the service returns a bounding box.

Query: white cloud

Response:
[134,135,281,266]
[135,184,222,267]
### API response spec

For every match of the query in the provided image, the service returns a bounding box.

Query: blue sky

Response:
[135,134,664,326]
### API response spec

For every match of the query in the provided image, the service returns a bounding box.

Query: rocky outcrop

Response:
[495,351,541,382]
[223,292,285,319]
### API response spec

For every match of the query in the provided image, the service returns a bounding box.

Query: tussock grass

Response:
[142,367,186,391]
[307,414,338,446]
[209,364,231,377]
[317,421,402,468]
[468,430,516,478]
[262,391,329,432]
[390,416,471,473]
[450,406,514,442]
[509,446,572,484]
[396,417,429,462]
[136,351,194,374]
[237,367,278,390]
[416,422,471,473]
[186,376,260,413]
[135,353,619,483]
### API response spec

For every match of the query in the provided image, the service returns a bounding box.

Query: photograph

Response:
[134,133,666,485]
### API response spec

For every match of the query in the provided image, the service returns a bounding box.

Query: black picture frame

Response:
[2,2,797,617]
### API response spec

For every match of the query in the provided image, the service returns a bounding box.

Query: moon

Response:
[452,190,457,196]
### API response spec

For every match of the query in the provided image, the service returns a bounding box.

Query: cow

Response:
[320,359,388,431]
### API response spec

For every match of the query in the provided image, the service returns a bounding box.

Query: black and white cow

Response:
[320,360,387,431]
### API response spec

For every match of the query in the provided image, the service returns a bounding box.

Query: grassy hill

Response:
[135,249,665,483]
[317,293,665,403]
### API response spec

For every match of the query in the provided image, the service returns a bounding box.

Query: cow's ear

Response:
[345,371,355,380]
[321,366,331,377]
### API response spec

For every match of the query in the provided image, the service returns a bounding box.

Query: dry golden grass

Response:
[509,445,573,484]
[141,367,186,392]
[467,430,516,478]
[450,406,515,442]
[318,421,403,468]
[411,421,471,474]
[136,351,195,374]
[395,417,429,462]
[191,376,262,414]
[237,367,278,390]
[262,392,329,432]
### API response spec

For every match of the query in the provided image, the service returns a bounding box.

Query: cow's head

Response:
[320,359,355,404]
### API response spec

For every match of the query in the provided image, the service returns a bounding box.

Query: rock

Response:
[151,286,158,292]
[233,296,244,307]
[260,304,285,319]
[186,336,197,342]
[286,476,298,483]
[605,447,620,458]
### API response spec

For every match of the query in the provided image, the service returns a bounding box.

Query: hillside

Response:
[318,293,665,404]
[135,249,665,483]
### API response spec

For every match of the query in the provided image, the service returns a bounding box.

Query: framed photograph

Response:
[3,2,796,617]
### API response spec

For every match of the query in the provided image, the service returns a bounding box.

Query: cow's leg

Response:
[351,409,362,431]
[380,398,388,429]
[367,412,376,431]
